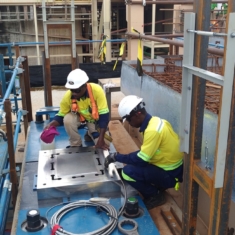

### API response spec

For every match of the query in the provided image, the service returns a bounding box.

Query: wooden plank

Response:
[161,208,182,235]
[108,120,139,154]
[193,160,213,197]
[110,91,125,121]
[206,83,221,89]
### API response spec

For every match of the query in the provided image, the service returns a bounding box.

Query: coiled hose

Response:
[50,200,118,235]
[48,180,127,235]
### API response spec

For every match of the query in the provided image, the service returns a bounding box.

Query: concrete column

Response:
[103,0,111,62]
[151,1,156,59]
[126,1,144,60]
[33,4,40,65]
[92,0,98,62]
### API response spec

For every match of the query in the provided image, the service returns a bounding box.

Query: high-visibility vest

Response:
[71,83,99,122]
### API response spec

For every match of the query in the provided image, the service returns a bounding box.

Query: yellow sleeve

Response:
[56,91,71,117]
[138,130,162,162]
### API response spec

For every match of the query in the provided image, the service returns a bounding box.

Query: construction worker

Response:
[105,95,184,209]
[45,68,110,150]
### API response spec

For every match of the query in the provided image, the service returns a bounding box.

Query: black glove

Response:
[104,153,117,169]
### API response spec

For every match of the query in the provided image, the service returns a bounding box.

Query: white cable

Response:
[50,200,118,235]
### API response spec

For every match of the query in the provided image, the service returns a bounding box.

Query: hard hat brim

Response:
[65,82,81,89]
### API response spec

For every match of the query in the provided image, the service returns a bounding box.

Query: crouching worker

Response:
[105,95,183,209]
[45,69,110,150]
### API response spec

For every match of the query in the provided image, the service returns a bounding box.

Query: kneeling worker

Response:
[105,95,183,209]
[45,69,110,150]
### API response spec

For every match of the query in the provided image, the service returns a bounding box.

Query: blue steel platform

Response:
[26,121,94,162]
[14,121,161,235]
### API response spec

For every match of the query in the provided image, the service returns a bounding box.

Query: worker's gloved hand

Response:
[104,153,117,169]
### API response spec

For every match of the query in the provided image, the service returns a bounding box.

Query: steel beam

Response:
[181,0,211,234]
[209,1,235,234]
[127,0,228,4]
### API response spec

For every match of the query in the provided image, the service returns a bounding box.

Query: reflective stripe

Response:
[57,111,65,117]
[122,170,136,182]
[99,108,109,114]
[174,178,180,191]
[156,118,164,133]
[157,159,183,171]
[137,151,151,162]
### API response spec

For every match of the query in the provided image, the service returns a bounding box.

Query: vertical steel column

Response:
[103,0,111,62]
[22,56,33,122]
[71,0,77,70]
[4,99,18,207]
[209,1,235,234]
[33,4,40,65]
[0,54,6,96]
[126,0,144,60]
[92,0,98,62]
[42,0,52,107]
[181,0,211,234]
[18,63,28,138]
[151,0,156,59]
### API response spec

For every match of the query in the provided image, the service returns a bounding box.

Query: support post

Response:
[126,0,144,60]
[22,56,33,122]
[5,99,18,208]
[103,0,111,62]
[33,4,40,65]
[209,2,235,234]
[181,0,211,234]
[151,0,156,59]
[42,51,52,107]
[92,0,98,62]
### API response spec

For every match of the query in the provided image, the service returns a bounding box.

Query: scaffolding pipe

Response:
[0,172,11,234]
[0,39,127,48]
[0,57,24,121]
[127,0,228,4]
[5,99,18,208]
[126,32,224,56]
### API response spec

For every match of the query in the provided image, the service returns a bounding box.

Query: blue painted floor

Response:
[26,121,94,162]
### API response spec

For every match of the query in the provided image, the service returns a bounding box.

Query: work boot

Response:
[84,131,92,142]
[143,191,166,210]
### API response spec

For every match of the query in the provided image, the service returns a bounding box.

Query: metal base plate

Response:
[37,147,120,200]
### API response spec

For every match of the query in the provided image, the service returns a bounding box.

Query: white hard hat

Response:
[118,95,143,118]
[65,69,89,89]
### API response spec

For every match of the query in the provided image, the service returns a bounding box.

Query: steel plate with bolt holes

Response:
[36,147,121,200]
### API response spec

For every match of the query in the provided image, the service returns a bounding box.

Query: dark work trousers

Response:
[122,163,183,198]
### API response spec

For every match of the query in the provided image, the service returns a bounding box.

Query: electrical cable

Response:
[49,200,118,235]
[47,177,127,235]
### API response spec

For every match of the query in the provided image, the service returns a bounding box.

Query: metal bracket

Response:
[16,67,24,75]
[18,109,28,116]
[18,56,26,63]
[0,166,20,177]
[125,0,132,5]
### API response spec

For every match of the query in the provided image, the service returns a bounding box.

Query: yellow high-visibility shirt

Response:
[137,117,183,171]
[56,83,109,122]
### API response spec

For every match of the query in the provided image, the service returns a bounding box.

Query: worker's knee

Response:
[64,113,77,127]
